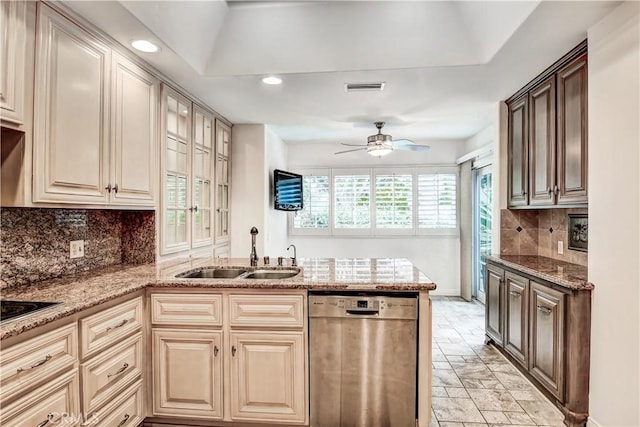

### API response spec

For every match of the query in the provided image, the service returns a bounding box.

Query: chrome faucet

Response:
[250,227,259,266]
[287,244,297,266]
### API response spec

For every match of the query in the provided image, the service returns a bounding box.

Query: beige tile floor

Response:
[429,297,566,427]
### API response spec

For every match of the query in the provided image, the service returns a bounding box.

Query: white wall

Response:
[288,138,463,295]
[264,127,289,256]
[587,2,640,426]
[230,124,266,257]
[458,123,494,159]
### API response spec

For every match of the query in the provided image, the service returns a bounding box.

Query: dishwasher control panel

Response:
[309,294,417,319]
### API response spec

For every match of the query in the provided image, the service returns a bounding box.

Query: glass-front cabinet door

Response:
[215,120,231,245]
[162,87,191,254]
[192,106,214,248]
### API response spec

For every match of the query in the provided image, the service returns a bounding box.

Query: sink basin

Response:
[244,269,300,280]
[177,268,247,279]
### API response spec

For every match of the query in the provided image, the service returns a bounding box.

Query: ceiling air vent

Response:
[344,82,385,92]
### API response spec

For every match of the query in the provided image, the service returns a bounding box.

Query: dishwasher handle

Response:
[346,309,379,316]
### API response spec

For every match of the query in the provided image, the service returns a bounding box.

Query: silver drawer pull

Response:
[537,305,552,315]
[116,413,130,427]
[105,319,128,333]
[509,291,521,298]
[36,413,54,427]
[107,362,129,378]
[17,354,52,373]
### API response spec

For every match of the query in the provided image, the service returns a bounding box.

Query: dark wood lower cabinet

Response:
[485,264,505,346]
[504,272,529,368]
[484,260,591,427]
[529,281,565,400]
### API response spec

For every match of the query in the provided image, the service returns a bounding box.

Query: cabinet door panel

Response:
[214,120,231,244]
[557,53,588,204]
[0,369,79,426]
[152,329,223,419]
[111,54,157,206]
[507,95,529,207]
[504,272,528,368]
[528,76,556,206]
[34,4,109,204]
[230,332,306,423]
[485,264,505,346]
[0,1,26,125]
[530,282,565,400]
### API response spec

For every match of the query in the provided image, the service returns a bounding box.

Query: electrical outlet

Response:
[557,240,564,255]
[70,240,84,259]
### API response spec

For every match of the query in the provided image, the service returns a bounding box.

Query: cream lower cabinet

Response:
[150,291,308,425]
[152,329,223,419]
[230,332,305,423]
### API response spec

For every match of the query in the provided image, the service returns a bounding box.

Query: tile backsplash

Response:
[0,208,155,288]
[500,208,587,266]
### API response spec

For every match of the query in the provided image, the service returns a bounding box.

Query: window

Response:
[293,173,330,230]
[334,173,370,229]
[418,173,457,229]
[375,173,413,228]
[290,167,458,236]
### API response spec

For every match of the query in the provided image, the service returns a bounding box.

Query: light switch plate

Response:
[557,240,564,255]
[70,240,84,258]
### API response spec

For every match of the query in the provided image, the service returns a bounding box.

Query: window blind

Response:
[375,174,413,228]
[334,174,370,228]
[293,175,330,228]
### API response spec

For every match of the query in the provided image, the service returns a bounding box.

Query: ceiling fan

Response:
[335,122,430,157]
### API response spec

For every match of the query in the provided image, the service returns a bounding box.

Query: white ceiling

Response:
[64,0,619,145]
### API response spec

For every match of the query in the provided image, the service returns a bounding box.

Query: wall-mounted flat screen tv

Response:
[274,169,303,211]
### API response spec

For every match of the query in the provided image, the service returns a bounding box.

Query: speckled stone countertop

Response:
[484,254,592,291]
[1,258,435,340]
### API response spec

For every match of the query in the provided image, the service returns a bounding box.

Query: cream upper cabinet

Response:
[32,4,158,207]
[0,1,27,126]
[230,332,306,423]
[33,3,111,204]
[160,85,216,255]
[110,53,158,206]
[215,120,231,245]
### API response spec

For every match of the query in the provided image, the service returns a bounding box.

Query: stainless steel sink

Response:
[177,268,247,279]
[244,269,300,280]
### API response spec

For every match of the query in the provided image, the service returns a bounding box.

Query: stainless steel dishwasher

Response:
[309,293,418,427]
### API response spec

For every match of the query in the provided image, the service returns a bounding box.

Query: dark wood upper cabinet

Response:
[557,53,588,205]
[507,95,529,207]
[506,42,587,208]
[528,76,556,206]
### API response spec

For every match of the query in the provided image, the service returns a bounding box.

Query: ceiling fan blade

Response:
[396,144,430,152]
[340,143,367,147]
[335,147,368,155]
[392,139,416,147]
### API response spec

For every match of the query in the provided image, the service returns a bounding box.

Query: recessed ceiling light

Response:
[262,76,282,85]
[131,40,160,53]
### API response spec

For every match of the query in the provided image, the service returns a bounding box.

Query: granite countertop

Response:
[484,254,592,291]
[1,257,436,340]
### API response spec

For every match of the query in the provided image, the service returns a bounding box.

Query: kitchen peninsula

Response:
[0,258,436,427]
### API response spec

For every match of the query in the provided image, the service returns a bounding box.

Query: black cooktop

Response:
[0,300,60,322]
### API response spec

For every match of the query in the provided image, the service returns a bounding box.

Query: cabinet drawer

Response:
[80,331,143,414]
[151,293,222,327]
[0,323,77,403]
[229,294,304,329]
[0,369,79,426]
[94,378,143,427]
[80,297,143,359]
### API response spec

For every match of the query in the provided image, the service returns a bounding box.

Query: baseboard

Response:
[587,416,602,427]
[430,288,460,297]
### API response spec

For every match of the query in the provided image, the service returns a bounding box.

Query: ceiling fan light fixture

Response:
[367,144,393,157]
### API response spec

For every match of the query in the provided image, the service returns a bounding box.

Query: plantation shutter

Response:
[417,173,457,228]
[293,174,330,229]
[375,174,413,228]
[334,174,370,228]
